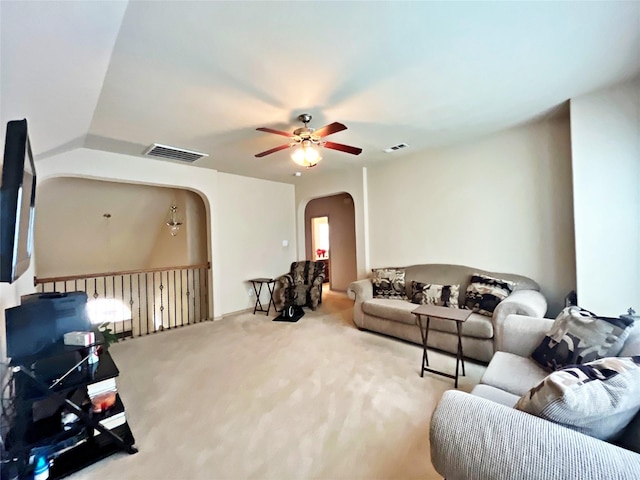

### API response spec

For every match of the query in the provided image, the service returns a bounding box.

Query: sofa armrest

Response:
[273,273,294,311]
[312,273,325,287]
[495,314,554,357]
[430,390,640,480]
[347,279,372,328]
[347,279,372,302]
[491,290,547,350]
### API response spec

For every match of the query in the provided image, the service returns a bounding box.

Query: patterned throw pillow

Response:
[371,268,407,299]
[463,273,514,316]
[531,306,635,371]
[515,356,640,441]
[410,281,460,308]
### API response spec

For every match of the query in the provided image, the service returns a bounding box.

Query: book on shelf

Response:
[92,394,126,435]
[87,377,117,398]
[93,411,126,436]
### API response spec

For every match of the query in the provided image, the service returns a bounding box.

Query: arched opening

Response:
[304,193,357,292]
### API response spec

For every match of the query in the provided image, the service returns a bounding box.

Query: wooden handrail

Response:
[34,262,211,286]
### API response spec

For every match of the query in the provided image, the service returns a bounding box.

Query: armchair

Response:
[274,261,325,311]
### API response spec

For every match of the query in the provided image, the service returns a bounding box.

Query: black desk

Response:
[248,278,276,315]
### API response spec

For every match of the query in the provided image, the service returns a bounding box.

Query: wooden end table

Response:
[412,304,472,388]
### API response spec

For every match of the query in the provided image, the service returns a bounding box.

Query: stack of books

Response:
[87,378,127,435]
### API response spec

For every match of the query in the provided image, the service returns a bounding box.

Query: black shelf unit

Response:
[3,344,137,480]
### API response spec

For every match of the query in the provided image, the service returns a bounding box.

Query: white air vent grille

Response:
[143,143,208,163]
[384,143,409,153]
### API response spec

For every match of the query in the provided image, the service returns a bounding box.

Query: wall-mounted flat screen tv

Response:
[0,119,36,283]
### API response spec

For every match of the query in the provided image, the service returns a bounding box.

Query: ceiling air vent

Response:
[384,143,409,153]
[143,143,208,163]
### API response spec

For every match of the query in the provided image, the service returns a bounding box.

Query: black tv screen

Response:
[0,119,36,283]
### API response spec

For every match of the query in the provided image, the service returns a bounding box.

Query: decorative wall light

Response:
[166,204,182,236]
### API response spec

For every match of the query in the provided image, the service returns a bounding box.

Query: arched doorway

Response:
[304,193,357,292]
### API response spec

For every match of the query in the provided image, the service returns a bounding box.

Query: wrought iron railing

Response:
[34,263,210,340]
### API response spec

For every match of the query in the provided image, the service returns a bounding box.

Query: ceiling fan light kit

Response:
[255,114,362,167]
[292,141,322,168]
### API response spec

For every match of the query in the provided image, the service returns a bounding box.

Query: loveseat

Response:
[347,264,547,362]
[430,313,640,479]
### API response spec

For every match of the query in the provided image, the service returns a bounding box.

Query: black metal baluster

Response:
[159,272,164,331]
[146,273,150,335]
[128,274,134,339]
[173,270,177,329]
[63,281,67,293]
[186,269,191,325]
[165,271,171,330]
[204,266,209,321]
[137,274,142,337]
[180,269,184,327]
[153,272,157,333]
[194,268,199,322]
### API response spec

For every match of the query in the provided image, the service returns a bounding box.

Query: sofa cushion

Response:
[409,281,459,308]
[361,300,493,338]
[531,306,635,371]
[464,273,514,316]
[362,298,416,325]
[480,351,548,396]
[515,356,640,441]
[371,268,407,299]
[471,384,520,408]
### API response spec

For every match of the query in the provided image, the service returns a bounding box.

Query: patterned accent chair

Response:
[274,261,326,311]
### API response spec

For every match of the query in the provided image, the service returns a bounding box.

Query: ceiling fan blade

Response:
[323,141,362,156]
[255,143,291,158]
[256,127,292,138]
[313,122,347,138]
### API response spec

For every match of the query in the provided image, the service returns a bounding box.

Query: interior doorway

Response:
[304,193,357,292]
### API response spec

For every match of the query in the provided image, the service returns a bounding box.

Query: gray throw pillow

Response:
[515,356,640,441]
[410,281,460,308]
[463,273,514,316]
[531,306,635,371]
[371,268,407,299]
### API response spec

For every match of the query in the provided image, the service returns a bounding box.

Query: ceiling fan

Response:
[255,114,362,167]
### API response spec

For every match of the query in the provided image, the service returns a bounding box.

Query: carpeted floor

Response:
[71,290,486,480]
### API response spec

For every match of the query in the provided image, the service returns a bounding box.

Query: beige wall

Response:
[570,77,640,316]
[367,117,575,316]
[29,147,295,319]
[298,117,576,316]
[295,167,369,278]
[35,178,207,277]
[304,193,358,291]
[216,172,296,314]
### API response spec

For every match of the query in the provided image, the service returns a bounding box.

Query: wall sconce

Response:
[166,204,182,236]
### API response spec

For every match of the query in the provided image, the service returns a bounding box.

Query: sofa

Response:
[347,264,547,362]
[430,313,640,479]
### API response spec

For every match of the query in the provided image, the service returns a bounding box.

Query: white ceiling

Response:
[2,1,639,184]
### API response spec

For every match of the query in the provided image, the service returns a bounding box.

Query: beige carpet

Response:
[71,290,486,480]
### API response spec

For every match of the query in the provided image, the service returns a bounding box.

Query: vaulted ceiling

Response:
[2,1,639,184]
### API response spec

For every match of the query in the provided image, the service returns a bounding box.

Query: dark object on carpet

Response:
[273,305,305,322]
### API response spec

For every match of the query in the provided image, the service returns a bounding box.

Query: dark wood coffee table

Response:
[412,304,472,388]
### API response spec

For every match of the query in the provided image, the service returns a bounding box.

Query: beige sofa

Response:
[430,314,640,479]
[347,264,547,362]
